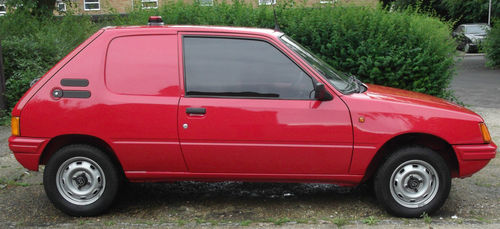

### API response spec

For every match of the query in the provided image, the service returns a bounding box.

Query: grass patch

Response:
[104,221,115,226]
[474,180,496,188]
[332,217,349,227]
[240,220,252,226]
[421,212,432,224]
[176,219,187,226]
[134,220,153,226]
[0,178,31,187]
[295,218,309,224]
[274,217,291,225]
[362,216,379,225]
[475,216,491,223]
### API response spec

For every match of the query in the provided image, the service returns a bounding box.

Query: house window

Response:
[0,4,6,15]
[84,0,100,11]
[258,0,276,6]
[199,0,213,6]
[56,1,66,12]
[141,0,158,9]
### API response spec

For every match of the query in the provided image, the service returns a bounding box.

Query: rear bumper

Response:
[9,136,49,171]
[453,142,497,178]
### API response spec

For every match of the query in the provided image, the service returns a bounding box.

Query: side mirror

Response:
[314,83,333,101]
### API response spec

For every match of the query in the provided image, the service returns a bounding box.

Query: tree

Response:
[6,0,57,16]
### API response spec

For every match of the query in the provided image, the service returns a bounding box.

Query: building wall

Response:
[57,0,376,15]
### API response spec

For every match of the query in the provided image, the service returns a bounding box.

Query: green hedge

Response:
[0,1,458,110]
[115,1,457,97]
[382,0,500,26]
[280,6,456,97]
[485,21,500,67]
[0,11,98,109]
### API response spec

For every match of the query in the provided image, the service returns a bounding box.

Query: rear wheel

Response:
[43,145,120,216]
[374,146,451,217]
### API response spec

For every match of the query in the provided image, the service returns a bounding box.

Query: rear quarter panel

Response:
[18,29,187,172]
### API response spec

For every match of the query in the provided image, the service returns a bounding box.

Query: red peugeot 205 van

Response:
[9,17,496,217]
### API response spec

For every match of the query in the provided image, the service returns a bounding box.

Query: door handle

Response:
[186,107,206,115]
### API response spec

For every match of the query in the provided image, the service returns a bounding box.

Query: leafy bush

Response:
[382,0,500,26]
[0,1,457,111]
[0,11,98,108]
[485,21,500,67]
[281,6,457,97]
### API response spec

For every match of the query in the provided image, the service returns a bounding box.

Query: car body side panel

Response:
[178,97,353,174]
[176,32,354,175]
[18,29,187,172]
[344,89,488,175]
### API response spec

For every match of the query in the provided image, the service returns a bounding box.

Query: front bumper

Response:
[9,136,49,171]
[453,142,497,177]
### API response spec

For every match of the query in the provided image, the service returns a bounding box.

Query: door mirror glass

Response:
[314,83,333,101]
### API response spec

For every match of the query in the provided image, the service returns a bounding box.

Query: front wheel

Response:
[43,145,120,216]
[374,146,451,217]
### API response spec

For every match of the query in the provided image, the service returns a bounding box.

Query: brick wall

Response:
[56,0,376,15]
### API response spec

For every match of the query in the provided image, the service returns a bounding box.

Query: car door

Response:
[178,34,353,175]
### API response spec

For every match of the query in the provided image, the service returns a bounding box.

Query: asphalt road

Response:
[0,55,499,228]
[451,55,500,108]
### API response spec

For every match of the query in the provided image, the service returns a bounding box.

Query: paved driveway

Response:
[451,55,500,108]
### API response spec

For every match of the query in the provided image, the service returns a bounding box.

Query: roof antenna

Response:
[272,2,281,32]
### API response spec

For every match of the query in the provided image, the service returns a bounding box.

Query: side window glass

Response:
[183,37,315,99]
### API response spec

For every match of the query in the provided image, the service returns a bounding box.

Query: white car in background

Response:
[453,23,491,53]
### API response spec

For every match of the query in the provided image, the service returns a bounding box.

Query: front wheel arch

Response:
[362,133,459,183]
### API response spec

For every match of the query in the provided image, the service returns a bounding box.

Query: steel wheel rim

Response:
[389,159,439,208]
[56,156,106,205]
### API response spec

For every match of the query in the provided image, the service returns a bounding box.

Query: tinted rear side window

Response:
[183,37,314,99]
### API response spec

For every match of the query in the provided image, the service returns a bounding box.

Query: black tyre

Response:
[43,144,120,216]
[374,146,451,218]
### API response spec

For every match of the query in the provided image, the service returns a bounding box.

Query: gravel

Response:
[0,55,498,228]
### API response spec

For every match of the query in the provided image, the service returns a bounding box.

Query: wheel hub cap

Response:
[389,160,439,208]
[407,176,420,190]
[56,157,106,205]
[74,173,88,187]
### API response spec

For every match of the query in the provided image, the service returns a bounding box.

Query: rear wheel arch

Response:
[363,133,459,182]
[39,134,124,177]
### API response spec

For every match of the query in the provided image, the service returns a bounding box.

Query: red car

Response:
[9,17,496,217]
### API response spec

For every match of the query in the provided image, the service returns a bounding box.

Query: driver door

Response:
[178,35,353,175]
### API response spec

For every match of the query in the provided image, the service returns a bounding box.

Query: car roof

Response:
[102,25,283,37]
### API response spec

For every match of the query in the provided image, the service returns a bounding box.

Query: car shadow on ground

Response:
[110,182,384,220]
